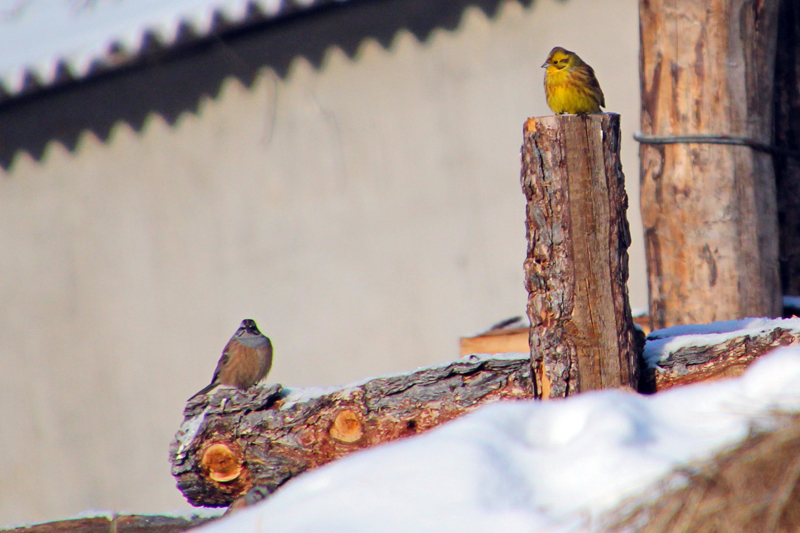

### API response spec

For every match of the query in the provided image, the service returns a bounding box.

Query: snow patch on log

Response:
[644,317,800,367]
[279,352,531,408]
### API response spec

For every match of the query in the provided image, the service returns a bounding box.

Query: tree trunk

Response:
[639,0,782,329]
[520,113,639,398]
[774,0,800,297]
[170,354,533,507]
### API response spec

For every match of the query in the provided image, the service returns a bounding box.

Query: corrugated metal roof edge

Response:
[0,0,348,103]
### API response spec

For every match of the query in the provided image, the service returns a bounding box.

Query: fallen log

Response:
[0,513,216,533]
[644,317,800,391]
[170,353,534,507]
[171,318,800,507]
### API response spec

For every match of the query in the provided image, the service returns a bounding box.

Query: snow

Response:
[67,508,224,520]
[785,295,800,310]
[279,352,530,409]
[193,346,800,533]
[643,316,800,367]
[173,405,211,460]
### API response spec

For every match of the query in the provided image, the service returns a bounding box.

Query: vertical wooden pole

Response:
[775,0,800,297]
[640,0,782,329]
[520,113,638,398]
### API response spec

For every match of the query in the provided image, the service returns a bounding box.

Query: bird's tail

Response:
[188,382,216,400]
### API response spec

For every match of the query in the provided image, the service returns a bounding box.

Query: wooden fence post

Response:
[520,114,638,398]
[639,0,782,329]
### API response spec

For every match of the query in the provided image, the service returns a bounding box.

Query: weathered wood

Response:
[775,0,800,296]
[520,113,638,397]
[639,0,782,328]
[169,317,797,508]
[646,320,800,391]
[0,514,215,533]
[170,354,534,507]
[459,326,529,357]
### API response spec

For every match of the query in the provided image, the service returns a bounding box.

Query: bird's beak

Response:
[541,61,549,68]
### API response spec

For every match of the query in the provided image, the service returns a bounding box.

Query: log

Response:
[644,318,800,391]
[0,514,216,533]
[774,0,800,296]
[520,113,638,398]
[170,318,797,507]
[639,0,782,329]
[170,353,534,507]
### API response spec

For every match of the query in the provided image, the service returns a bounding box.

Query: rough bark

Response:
[170,354,534,507]
[169,320,798,507]
[646,323,800,391]
[520,113,638,398]
[774,0,800,296]
[0,514,215,533]
[639,0,782,329]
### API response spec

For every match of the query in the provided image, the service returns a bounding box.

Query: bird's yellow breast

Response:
[544,65,601,115]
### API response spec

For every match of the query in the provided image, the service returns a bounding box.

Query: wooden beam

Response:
[459,326,529,357]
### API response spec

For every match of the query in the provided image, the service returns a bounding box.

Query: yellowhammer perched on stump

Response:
[542,46,605,115]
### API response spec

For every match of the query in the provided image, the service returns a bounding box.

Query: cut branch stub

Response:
[330,409,364,443]
[201,442,242,483]
[520,113,639,397]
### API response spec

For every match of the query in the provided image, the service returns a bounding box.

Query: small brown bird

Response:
[190,319,273,399]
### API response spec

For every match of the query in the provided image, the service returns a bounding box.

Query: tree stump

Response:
[639,0,782,329]
[520,113,638,398]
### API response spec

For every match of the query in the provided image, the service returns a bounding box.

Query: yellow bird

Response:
[542,46,605,115]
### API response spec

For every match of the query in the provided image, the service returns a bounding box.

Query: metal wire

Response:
[633,132,800,160]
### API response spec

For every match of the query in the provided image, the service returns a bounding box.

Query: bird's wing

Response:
[586,65,606,108]
[210,342,234,383]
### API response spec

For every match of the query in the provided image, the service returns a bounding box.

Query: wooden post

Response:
[520,113,638,398]
[639,0,782,329]
[775,0,800,297]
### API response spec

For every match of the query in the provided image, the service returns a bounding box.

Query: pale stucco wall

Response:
[0,0,642,525]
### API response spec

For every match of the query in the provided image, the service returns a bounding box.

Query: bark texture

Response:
[0,514,214,533]
[647,322,800,391]
[520,113,638,398]
[775,0,800,296]
[170,354,533,507]
[640,0,782,328]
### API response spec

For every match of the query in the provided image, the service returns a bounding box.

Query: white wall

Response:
[0,0,642,525]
